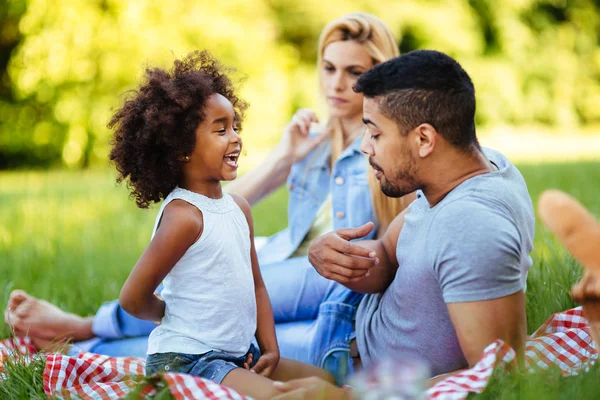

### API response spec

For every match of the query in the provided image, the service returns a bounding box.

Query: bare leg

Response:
[538,190,600,350]
[221,358,335,400]
[221,368,280,400]
[572,273,600,349]
[584,303,600,350]
[4,290,94,348]
[270,358,335,383]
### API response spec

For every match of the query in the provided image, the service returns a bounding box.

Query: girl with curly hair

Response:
[112,50,332,397]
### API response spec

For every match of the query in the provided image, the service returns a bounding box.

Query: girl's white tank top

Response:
[147,187,257,357]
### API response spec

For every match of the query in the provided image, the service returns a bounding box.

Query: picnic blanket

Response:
[0,307,596,400]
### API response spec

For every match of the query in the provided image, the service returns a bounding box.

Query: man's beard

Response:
[380,175,415,198]
[372,156,419,198]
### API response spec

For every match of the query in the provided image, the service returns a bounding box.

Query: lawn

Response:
[0,160,599,398]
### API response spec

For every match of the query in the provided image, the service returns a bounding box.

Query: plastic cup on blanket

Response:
[347,358,429,400]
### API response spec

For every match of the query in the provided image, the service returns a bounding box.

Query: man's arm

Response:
[432,201,529,370]
[427,290,526,386]
[447,290,527,366]
[308,209,407,294]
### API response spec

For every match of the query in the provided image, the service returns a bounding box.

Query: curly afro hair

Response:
[108,50,248,208]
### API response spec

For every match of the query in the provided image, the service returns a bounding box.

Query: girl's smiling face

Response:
[185,93,242,183]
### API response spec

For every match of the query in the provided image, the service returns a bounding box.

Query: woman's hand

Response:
[250,350,280,377]
[224,109,327,205]
[276,108,329,165]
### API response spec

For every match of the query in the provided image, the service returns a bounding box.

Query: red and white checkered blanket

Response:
[426,307,597,399]
[0,307,596,399]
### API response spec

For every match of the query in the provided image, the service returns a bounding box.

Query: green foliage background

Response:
[1,0,600,169]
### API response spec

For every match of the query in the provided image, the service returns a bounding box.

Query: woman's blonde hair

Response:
[317,13,409,231]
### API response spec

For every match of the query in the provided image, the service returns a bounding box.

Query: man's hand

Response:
[272,377,352,400]
[250,350,280,377]
[308,222,379,284]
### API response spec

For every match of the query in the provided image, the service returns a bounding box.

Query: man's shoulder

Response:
[480,147,529,197]
[432,196,510,231]
[438,149,532,224]
[430,186,527,244]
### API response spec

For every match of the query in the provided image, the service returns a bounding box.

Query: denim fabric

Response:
[145,344,261,384]
[91,301,123,340]
[257,136,377,266]
[261,256,341,322]
[89,336,149,358]
[86,301,154,357]
[91,300,157,340]
[311,287,363,386]
[256,286,360,385]
[272,320,315,364]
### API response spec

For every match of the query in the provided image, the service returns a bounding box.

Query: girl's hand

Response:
[243,352,253,370]
[276,109,328,165]
[250,350,280,377]
[151,291,164,325]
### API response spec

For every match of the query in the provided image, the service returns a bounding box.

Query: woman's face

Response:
[320,40,374,120]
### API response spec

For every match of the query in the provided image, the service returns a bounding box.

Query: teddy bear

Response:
[538,190,600,349]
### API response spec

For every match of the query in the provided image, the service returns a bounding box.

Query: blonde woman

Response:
[227,14,413,379]
[6,13,412,380]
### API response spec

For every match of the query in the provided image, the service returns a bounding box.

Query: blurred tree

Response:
[0,0,599,169]
[0,0,57,168]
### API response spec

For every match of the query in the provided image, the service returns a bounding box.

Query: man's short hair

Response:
[354,50,478,150]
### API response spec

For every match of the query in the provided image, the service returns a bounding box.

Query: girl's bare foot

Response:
[4,290,94,346]
[538,190,600,348]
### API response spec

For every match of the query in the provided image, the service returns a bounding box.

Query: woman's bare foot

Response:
[4,290,95,346]
[25,335,73,354]
[538,190,600,348]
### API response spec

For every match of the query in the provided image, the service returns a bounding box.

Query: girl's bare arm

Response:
[119,200,203,322]
[231,194,280,377]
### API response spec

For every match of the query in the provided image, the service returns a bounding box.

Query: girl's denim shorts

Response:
[145,343,261,384]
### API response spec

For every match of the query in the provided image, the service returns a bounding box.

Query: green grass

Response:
[0,169,289,324]
[475,363,600,400]
[0,351,46,399]
[0,160,599,398]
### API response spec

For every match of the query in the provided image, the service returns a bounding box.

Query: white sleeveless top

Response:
[147,187,257,357]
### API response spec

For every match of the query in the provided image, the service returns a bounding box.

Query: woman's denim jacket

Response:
[257,136,377,266]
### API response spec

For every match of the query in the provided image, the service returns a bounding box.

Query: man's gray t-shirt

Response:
[355,148,535,377]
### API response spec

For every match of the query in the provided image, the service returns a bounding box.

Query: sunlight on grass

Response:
[1,162,599,332]
[0,160,599,398]
[0,168,288,327]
